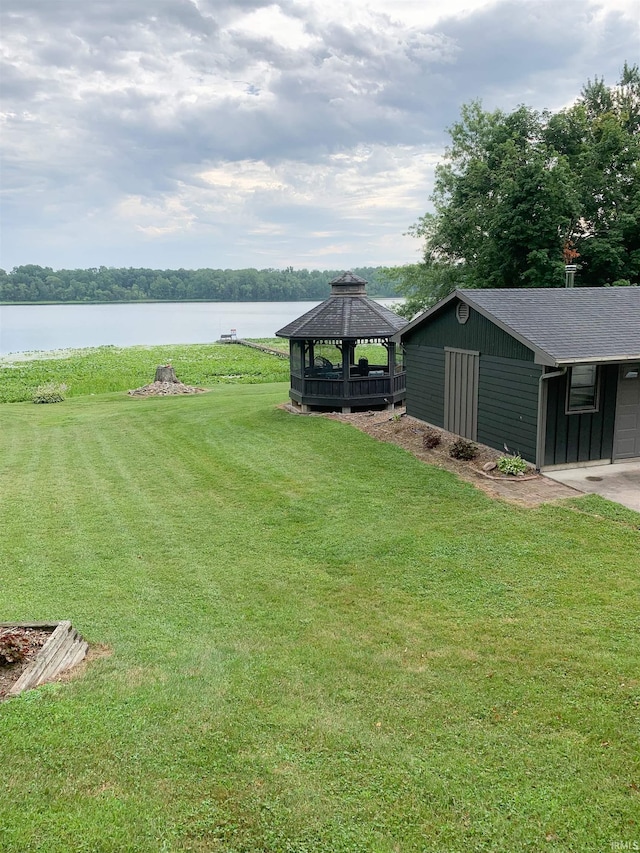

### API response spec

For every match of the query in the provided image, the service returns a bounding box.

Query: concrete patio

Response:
[544,460,640,513]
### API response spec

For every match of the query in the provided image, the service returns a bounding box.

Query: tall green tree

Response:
[393,64,639,316]
[547,62,640,287]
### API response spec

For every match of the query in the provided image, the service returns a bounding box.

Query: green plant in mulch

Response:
[32,382,67,403]
[497,454,529,475]
[449,437,477,460]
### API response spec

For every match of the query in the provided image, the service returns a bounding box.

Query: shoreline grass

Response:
[0,340,391,403]
[1,377,639,851]
[0,342,290,402]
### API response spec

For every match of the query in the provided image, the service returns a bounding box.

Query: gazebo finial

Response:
[329,271,367,295]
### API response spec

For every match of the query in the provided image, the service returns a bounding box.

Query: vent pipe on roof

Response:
[564,264,577,288]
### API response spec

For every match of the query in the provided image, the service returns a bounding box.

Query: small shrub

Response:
[0,630,29,666]
[422,429,442,449]
[449,438,477,460]
[32,382,67,404]
[497,454,528,475]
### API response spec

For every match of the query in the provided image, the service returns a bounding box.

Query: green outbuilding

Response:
[395,287,640,470]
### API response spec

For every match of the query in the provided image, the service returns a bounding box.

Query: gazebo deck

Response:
[290,370,406,412]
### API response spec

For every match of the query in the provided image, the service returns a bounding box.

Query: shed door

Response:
[444,348,479,440]
[613,364,640,459]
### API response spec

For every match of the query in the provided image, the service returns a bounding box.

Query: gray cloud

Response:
[1,0,638,271]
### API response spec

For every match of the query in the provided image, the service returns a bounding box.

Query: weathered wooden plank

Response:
[9,621,72,694]
[7,621,88,698]
[35,630,83,687]
[55,640,89,676]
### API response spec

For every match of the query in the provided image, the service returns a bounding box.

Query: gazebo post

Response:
[342,340,352,411]
[384,340,397,376]
[384,341,395,410]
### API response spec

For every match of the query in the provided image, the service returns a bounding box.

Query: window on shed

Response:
[566,364,599,413]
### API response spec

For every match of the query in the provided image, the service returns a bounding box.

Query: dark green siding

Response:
[404,302,535,361]
[403,302,539,453]
[405,346,445,426]
[544,365,617,466]
[477,357,541,462]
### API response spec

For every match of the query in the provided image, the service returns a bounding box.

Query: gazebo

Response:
[276,272,407,413]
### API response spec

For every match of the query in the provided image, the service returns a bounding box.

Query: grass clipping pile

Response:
[128,364,207,397]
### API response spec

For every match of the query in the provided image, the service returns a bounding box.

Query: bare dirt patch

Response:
[316,407,580,507]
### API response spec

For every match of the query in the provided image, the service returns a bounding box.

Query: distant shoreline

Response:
[1,295,398,307]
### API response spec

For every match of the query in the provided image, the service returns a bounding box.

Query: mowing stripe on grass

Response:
[1,384,639,852]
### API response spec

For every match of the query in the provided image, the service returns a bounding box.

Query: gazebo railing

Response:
[348,376,394,397]
[291,372,406,399]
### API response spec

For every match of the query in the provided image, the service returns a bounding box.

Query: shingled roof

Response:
[276,272,406,340]
[398,287,640,365]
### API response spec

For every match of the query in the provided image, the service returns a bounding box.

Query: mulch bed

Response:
[0,627,51,700]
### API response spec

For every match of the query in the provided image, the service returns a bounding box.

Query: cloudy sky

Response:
[1,0,638,273]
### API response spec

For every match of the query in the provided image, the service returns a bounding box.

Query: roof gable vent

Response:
[456,301,470,324]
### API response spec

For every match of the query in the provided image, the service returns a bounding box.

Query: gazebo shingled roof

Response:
[276,272,405,340]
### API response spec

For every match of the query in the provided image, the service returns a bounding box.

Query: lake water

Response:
[0,299,403,356]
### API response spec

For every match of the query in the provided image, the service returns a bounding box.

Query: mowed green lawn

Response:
[1,382,639,852]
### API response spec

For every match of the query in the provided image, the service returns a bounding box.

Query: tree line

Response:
[0,265,398,304]
[391,63,640,317]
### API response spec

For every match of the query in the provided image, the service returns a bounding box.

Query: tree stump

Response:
[154,365,179,383]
